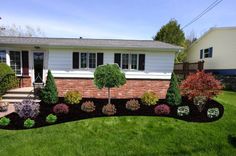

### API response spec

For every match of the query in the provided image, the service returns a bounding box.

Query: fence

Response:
[174,61,204,78]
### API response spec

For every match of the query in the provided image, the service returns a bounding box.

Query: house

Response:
[0,36,182,99]
[186,27,236,75]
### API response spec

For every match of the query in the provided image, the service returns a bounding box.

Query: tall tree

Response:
[154,19,185,62]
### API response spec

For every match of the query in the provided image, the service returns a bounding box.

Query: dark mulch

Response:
[1,97,224,130]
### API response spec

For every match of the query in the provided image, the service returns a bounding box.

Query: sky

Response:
[0,0,235,40]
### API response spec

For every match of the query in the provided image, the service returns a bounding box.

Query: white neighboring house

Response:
[187,27,236,75]
[0,36,182,99]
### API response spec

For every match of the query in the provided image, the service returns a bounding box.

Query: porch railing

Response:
[174,61,204,78]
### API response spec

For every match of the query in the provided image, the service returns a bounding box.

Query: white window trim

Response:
[79,52,97,69]
[9,51,23,76]
[121,53,140,71]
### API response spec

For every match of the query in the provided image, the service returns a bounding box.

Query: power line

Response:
[182,0,223,29]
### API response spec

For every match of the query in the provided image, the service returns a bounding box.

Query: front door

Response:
[33,52,44,83]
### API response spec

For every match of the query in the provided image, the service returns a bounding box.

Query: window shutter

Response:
[138,54,145,71]
[209,47,213,57]
[114,53,121,67]
[22,51,29,75]
[73,52,79,69]
[97,53,103,66]
[200,49,203,59]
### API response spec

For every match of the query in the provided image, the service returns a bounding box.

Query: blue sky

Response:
[0,0,235,39]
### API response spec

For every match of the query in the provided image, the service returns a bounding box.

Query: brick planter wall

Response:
[55,78,170,99]
[18,76,32,87]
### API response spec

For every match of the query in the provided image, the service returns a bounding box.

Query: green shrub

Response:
[64,91,82,104]
[46,114,57,124]
[166,73,182,106]
[126,99,140,111]
[24,118,35,128]
[0,117,11,126]
[102,104,116,115]
[177,106,190,116]
[81,101,96,112]
[40,70,58,104]
[207,108,220,119]
[141,91,159,106]
[0,63,19,96]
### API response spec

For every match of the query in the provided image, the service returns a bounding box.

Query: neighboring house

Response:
[0,36,182,99]
[187,27,236,75]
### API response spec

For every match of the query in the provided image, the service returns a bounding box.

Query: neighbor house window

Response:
[10,51,21,75]
[114,53,145,71]
[72,52,103,69]
[200,47,213,59]
[0,50,6,63]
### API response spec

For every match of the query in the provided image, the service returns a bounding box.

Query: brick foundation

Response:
[55,78,170,99]
[18,76,32,87]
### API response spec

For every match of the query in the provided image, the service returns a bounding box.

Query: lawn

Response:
[0,91,236,156]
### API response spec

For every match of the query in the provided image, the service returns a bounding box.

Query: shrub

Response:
[40,70,58,104]
[53,103,69,114]
[46,114,57,124]
[0,63,19,96]
[0,117,11,126]
[154,104,170,115]
[94,64,126,104]
[141,91,159,106]
[166,73,182,106]
[207,108,220,119]
[193,96,208,112]
[0,101,9,112]
[64,91,82,105]
[24,118,35,128]
[126,99,140,111]
[177,106,190,116]
[102,104,116,115]
[81,101,96,112]
[180,71,223,112]
[14,100,40,119]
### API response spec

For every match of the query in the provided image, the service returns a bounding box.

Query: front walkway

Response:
[0,104,15,118]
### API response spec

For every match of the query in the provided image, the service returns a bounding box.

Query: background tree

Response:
[153,19,185,63]
[94,64,126,104]
[40,70,58,104]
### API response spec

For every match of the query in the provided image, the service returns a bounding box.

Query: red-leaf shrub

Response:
[154,104,170,115]
[53,103,69,114]
[180,71,222,100]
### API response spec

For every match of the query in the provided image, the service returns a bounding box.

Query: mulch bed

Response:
[1,97,224,130]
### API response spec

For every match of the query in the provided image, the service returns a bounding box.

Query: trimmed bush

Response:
[154,104,170,115]
[0,117,11,126]
[141,91,159,106]
[53,104,69,115]
[207,108,220,119]
[24,118,35,128]
[0,63,19,96]
[193,96,208,112]
[40,70,58,104]
[81,101,96,112]
[177,106,190,116]
[126,99,140,111]
[64,91,82,105]
[102,104,116,115]
[46,114,57,124]
[14,100,40,119]
[166,73,182,106]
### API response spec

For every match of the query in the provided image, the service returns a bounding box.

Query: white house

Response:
[187,27,236,75]
[0,36,182,99]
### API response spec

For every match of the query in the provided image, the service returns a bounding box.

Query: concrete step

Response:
[0,99,41,103]
[2,93,35,99]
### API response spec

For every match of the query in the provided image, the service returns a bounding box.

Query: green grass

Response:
[0,91,236,156]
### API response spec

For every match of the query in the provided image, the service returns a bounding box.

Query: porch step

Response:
[0,99,41,103]
[2,93,35,99]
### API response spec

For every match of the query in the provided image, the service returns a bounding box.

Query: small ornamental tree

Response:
[94,64,126,104]
[40,70,58,104]
[180,71,222,112]
[166,73,182,106]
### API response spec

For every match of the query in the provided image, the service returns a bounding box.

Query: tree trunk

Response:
[108,87,111,104]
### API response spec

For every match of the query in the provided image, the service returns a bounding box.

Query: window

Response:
[0,50,6,63]
[72,52,103,69]
[114,53,145,71]
[10,51,21,75]
[200,47,213,59]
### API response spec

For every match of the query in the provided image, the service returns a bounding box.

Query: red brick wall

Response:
[18,76,32,87]
[55,78,170,99]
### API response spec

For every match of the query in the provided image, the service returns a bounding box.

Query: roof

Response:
[190,26,236,48]
[0,36,183,51]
